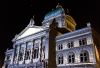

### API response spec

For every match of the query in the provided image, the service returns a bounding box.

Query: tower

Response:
[42,3,77,34]
[47,4,77,68]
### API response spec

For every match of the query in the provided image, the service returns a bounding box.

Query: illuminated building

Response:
[3,4,100,68]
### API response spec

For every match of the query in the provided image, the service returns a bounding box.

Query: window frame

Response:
[79,38,87,46]
[80,50,89,63]
[67,41,74,48]
[68,52,75,63]
[57,54,63,64]
[57,44,63,50]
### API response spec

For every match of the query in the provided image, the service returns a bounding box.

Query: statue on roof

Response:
[28,16,35,27]
[56,3,62,8]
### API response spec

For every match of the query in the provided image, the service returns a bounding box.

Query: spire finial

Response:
[87,22,91,27]
[56,3,62,8]
[32,15,34,19]
[67,9,69,14]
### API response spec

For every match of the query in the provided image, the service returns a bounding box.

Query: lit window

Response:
[67,41,74,48]
[79,38,87,46]
[58,44,63,50]
[80,50,89,62]
[58,54,63,64]
[68,52,75,63]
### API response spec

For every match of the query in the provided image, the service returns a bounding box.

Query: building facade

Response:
[3,4,100,68]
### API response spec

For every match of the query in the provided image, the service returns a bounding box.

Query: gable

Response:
[17,27,44,40]
[12,17,45,41]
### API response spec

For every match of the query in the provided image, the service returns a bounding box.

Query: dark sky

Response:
[1,0,100,67]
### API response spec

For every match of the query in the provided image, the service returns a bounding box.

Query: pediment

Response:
[17,27,44,40]
[12,17,45,41]
[12,26,44,41]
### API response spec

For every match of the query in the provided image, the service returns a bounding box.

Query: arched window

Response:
[68,52,75,63]
[58,44,63,50]
[58,54,63,64]
[80,50,89,62]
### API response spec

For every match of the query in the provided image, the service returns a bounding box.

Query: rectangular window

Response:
[79,38,87,46]
[57,44,63,50]
[67,41,74,48]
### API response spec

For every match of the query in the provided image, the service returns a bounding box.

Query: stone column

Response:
[11,44,16,64]
[32,40,35,63]
[16,45,20,64]
[38,39,41,59]
[13,45,17,64]
[24,42,28,63]
[10,49,14,64]
[29,41,33,63]
[22,43,26,64]
[40,37,43,62]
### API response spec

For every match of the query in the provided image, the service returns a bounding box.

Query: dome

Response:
[66,15,76,26]
[44,5,65,20]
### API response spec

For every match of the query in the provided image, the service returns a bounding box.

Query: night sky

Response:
[1,0,100,67]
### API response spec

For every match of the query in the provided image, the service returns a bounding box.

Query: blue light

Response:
[44,8,64,20]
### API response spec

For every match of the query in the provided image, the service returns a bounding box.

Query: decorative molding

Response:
[14,31,47,45]
[56,27,91,42]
